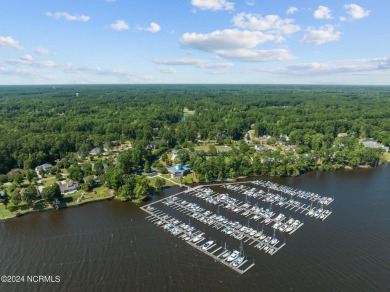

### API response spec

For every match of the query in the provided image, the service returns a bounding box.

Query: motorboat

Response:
[219,251,231,259]
[256,242,264,250]
[201,240,214,250]
[226,250,240,262]
[287,218,295,225]
[232,256,245,267]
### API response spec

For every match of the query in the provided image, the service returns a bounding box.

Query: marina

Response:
[141,180,333,274]
[1,165,388,291]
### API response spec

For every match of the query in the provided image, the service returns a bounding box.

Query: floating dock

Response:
[141,180,333,275]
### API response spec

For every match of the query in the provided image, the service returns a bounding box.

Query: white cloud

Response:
[20,55,33,62]
[300,25,341,45]
[344,4,370,19]
[233,13,300,35]
[153,58,208,66]
[144,22,161,33]
[314,6,333,19]
[153,58,234,69]
[198,62,234,69]
[246,1,255,7]
[268,58,390,76]
[181,29,278,52]
[46,12,90,22]
[7,55,57,68]
[2,55,154,83]
[157,67,176,74]
[216,49,294,62]
[181,28,294,62]
[35,47,53,56]
[191,0,235,11]
[110,20,129,31]
[0,36,23,50]
[286,6,298,15]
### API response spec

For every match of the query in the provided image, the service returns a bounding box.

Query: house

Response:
[167,164,191,178]
[89,148,101,156]
[286,146,297,152]
[82,175,100,185]
[337,133,349,138]
[35,163,53,174]
[7,168,25,176]
[57,180,80,195]
[255,144,266,151]
[362,139,389,152]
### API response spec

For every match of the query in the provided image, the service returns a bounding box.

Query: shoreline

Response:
[1,162,388,221]
[1,195,115,221]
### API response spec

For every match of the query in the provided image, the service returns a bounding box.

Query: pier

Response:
[141,180,333,274]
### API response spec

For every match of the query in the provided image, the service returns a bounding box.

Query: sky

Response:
[0,0,389,85]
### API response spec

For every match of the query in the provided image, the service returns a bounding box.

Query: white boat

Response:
[220,251,231,259]
[270,238,279,245]
[232,256,245,267]
[201,240,214,250]
[293,220,300,227]
[192,234,203,242]
[226,250,240,262]
[285,226,293,233]
[256,242,264,250]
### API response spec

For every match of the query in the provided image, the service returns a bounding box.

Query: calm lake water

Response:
[0,165,389,291]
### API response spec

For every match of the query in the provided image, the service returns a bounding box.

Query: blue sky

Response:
[0,0,389,85]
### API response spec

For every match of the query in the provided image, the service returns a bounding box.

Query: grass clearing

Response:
[193,145,232,151]
[183,108,195,115]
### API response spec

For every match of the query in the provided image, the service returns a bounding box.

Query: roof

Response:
[35,163,53,172]
[362,140,389,151]
[167,164,191,174]
[89,148,101,155]
[57,180,80,194]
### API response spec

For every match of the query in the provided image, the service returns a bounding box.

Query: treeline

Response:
[0,85,389,174]
[174,139,383,181]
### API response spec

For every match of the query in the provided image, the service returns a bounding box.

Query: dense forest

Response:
[0,85,389,181]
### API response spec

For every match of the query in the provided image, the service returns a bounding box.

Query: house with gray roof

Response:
[35,163,53,175]
[57,180,80,195]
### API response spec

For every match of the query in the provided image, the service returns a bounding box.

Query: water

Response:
[0,165,389,291]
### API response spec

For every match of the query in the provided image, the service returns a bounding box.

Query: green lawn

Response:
[183,108,195,115]
[0,204,14,219]
[42,176,58,187]
[194,145,232,152]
